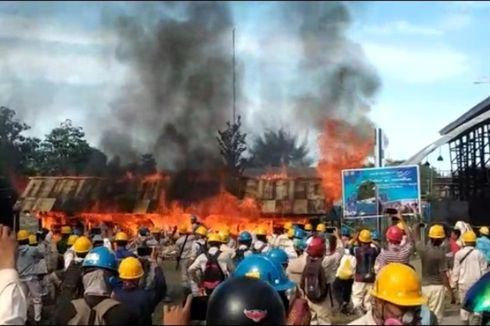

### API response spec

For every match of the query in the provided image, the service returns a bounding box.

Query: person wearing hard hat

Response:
[349,263,428,325]
[334,240,357,314]
[316,223,327,240]
[56,225,72,255]
[63,234,79,271]
[305,222,313,238]
[189,225,208,260]
[188,232,234,296]
[252,226,272,254]
[413,223,454,322]
[114,232,135,263]
[374,212,414,274]
[28,234,49,301]
[351,229,379,316]
[476,226,490,266]
[175,225,195,288]
[220,226,236,249]
[113,256,166,326]
[16,230,45,324]
[218,229,234,255]
[452,230,488,325]
[273,221,294,248]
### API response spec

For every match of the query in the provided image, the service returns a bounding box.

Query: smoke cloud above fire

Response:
[100,1,380,169]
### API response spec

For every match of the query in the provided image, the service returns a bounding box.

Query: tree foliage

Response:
[249,128,311,168]
[217,115,248,176]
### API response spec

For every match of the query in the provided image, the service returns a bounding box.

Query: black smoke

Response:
[100,2,236,170]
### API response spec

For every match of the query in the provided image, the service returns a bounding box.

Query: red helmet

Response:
[386,225,404,243]
[306,236,326,257]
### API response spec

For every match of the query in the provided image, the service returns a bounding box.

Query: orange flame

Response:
[316,119,374,206]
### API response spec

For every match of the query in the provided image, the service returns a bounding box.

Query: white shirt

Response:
[252,240,271,253]
[188,247,234,277]
[279,239,298,259]
[452,246,487,288]
[0,269,27,325]
[64,247,75,271]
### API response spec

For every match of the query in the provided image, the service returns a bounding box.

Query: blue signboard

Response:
[342,165,421,219]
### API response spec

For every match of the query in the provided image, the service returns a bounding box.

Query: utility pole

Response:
[232,28,236,124]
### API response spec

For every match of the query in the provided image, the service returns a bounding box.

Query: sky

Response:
[1,1,490,172]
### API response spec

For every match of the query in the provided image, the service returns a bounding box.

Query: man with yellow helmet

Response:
[188,232,233,296]
[453,230,487,324]
[175,224,195,289]
[413,223,454,322]
[273,221,293,248]
[349,263,427,325]
[114,232,135,263]
[56,225,72,255]
[476,226,490,265]
[63,235,79,271]
[16,229,45,324]
[252,225,271,254]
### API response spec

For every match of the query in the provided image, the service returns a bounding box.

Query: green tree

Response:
[249,128,311,168]
[38,119,91,175]
[217,115,248,176]
[0,106,40,175]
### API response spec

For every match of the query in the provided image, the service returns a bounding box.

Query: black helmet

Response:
[206,277,286,325]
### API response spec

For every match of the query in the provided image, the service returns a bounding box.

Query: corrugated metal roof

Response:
[440,96,490,135]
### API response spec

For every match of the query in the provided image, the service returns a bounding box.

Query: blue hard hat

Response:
[293,238,307,251]
[238,231,252,242]
[138,227,149,236]
[266,248,289,267]
[294,227,307,239]
[234,254,295,292]
[82,246,118,272]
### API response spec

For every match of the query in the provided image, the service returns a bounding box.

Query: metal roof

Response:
[440,96,490,135]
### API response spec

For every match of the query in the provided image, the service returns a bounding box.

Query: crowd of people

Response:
[1,211,490,325]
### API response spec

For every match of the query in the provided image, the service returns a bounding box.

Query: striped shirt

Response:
[374,241,414,273]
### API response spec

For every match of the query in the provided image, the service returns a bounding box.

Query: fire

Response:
[316,119,374,206]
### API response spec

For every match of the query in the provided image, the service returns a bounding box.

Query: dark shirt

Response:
[53,295,138,325]
[416,241,447,286]
[354,244,379,283]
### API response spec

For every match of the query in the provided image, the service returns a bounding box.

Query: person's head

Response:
[316,223,326,235]
[92,234,104,247]
[138,226,149,237]
[67,234,79,247]
[428,224,445,247]
[81,246,118,296]
[207,233,222,248]
[194,225,208,240]
[61,225,72,238]
[358,229,372,246]
[266,248,289,270]
[206,277,286,325]
[255,226,268,242]
[28,234,38,247]
[114,231,129,248]
[118,256,144,289]
[219,228,230,244]
[462,231,477,247]
[304,223,313,232]
[238,231,252,248]
[306,236,326,258]
[371,263,426,325]
[480,227,490,239]
[73,236,92,259]
[385,225,404,245]
[283,221,293,234]
[451,228,461,240]
[178,224,189,235]
[17,229,30,246]
[293,238,307,255]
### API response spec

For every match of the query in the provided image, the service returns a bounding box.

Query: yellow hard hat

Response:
[67,235,79,246]
[284,222,293,230]
[28,234,38,245]
[428,225,445,239]
[359,229,372,243]
[287,228,295,238]
[73,236,92,254]
[219,230,230,243]
[179,224,189,234]
[396,222,405,231]
[480,226,489,236]
[462,231,477,244]
[371,263,427,307]
[304,223,313,231]
[195,225,208,237]
[256,226,267,236]
[115,232,129,242]
[61,226,72,235]
[316,223,326,232]
[118,257,144,280]
[17,229,30,241]
[208,232,222,243]
[150,227,160,234]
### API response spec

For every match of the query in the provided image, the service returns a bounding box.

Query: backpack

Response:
[201,250,225,295]
[301,256,328,303]
[67,298,120,325]
[336,256,354,280]
[233,248,247,266]
[61,261,84,299]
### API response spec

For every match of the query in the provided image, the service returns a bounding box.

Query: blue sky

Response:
[1,1,490,171]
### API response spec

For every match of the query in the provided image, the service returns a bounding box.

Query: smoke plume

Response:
[284,2,380,137]
[100,2,236,170]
